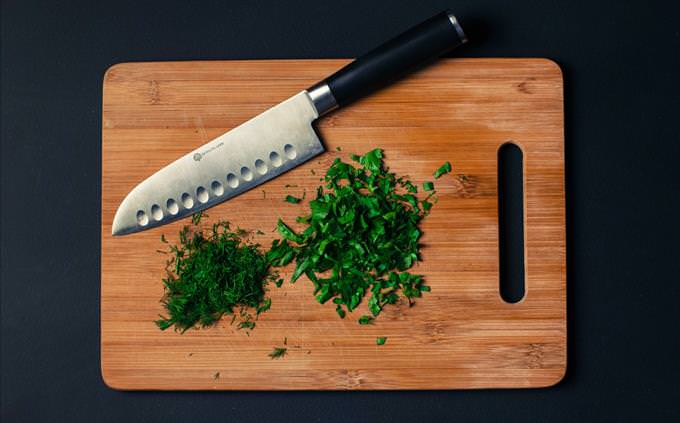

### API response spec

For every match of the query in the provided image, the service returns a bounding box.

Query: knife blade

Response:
[112,11,466,235]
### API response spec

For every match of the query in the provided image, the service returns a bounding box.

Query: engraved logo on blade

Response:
[193,142,225,162]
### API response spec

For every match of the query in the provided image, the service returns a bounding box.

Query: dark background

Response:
[2,0,679,421]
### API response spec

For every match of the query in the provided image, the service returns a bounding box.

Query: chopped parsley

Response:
[358,315,374,325]
[433,162,452,179]
[268,149,434,322]
[285,195,302,204]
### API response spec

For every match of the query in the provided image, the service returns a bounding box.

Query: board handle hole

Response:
[498,142,526,303]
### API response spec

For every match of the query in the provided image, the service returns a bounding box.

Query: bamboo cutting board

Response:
[101,58,565,390]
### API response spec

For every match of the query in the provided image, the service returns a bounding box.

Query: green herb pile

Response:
[156,215,274,332]
[268,149,444,321]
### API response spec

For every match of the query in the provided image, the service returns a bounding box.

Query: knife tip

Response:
[111,202,136,236]
[110,220,125,236]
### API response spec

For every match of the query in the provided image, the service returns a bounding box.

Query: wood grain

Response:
[101,59,566,390]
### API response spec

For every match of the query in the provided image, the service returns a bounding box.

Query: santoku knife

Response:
[112,10,467,235]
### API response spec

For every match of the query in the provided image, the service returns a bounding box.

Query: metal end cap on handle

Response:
[447,13,468,44]
[307,82,338,117]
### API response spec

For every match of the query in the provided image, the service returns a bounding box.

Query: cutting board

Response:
[101,58,565,390]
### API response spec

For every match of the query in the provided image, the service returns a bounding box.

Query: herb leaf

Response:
[238,320,256,330]
[285,195,302,204]
[358,315,374,325]
[376,337,387,346]
[256,298,272,315]
[433,162,452,179]
[269,347,287,359]
[276,219,304,244]
[191,211,205,225]
[336,305,346,319]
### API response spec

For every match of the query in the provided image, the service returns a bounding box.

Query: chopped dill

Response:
[238,320,256,330]
[269,347,287,359]
[191,211,205,225]
[155,218,274,332]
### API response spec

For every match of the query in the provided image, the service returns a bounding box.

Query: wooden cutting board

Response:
[101,58,565,390]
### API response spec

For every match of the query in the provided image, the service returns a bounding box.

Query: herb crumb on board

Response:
[358,316,374,325]
[285,195,302,204]
[433,161,452,179]
[269,347,287,359]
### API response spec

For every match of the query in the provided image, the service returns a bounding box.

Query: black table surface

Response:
[2,0,679,421]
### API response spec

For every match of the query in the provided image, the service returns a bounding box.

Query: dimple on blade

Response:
[112,91,324,236]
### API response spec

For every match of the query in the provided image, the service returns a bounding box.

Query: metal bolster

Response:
[307,81,338,117]
[447,13,468,44]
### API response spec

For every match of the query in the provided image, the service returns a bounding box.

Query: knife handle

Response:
[308,10,466,115]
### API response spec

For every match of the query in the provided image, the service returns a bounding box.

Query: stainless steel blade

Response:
[112,91,323,235]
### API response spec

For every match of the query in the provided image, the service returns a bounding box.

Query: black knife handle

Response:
[309,11,466,114]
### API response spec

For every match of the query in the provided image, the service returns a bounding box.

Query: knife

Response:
[112,10,467,235]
